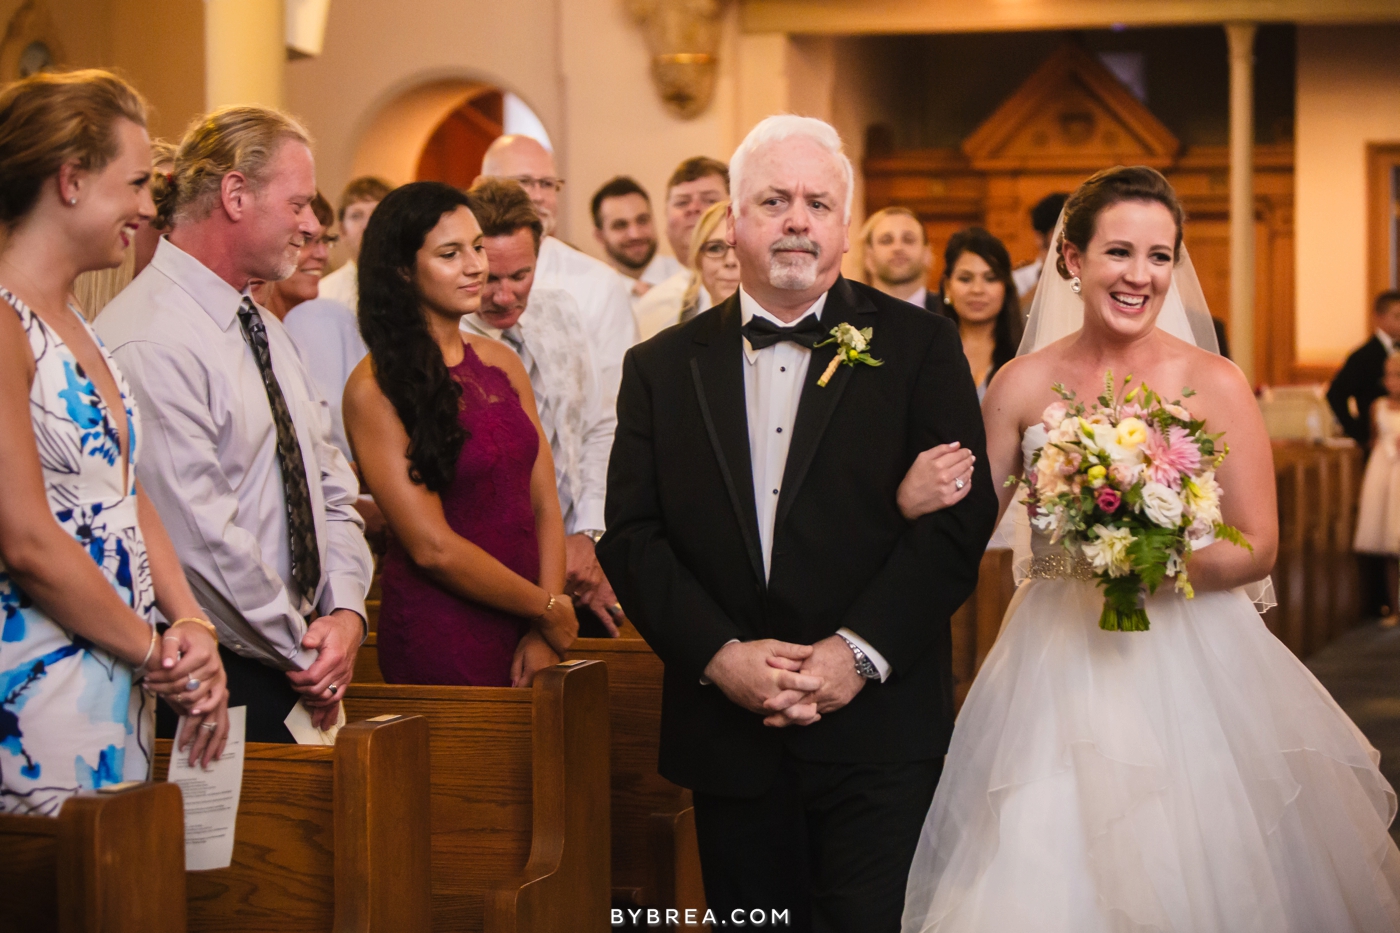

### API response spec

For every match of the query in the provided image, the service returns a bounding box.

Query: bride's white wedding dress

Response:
[902,423,1400,933]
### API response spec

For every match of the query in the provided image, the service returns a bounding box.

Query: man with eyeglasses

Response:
[634,156,730,342]
[479,135,638,407]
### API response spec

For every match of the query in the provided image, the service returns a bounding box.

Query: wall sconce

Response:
[626,0,729,120]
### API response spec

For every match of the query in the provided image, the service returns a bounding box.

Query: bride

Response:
[898,166,1400,932]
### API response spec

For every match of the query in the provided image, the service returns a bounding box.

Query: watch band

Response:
[579,528,605,544]
[838,633,881,681]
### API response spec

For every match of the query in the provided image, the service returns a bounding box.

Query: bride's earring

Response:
[1070,276,1081,294]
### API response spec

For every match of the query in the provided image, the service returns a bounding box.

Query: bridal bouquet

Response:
[1016,373,1250,631]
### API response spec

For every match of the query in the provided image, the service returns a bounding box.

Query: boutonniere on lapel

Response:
[814,323,883,387]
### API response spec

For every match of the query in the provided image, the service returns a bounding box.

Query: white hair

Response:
[729,114,854,223]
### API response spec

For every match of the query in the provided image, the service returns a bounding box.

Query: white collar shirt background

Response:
[737,286,890,681]
[318,259,358,313]
[1012,257,1043,298]
[634,267,711,342]
[623,253,685,313]
[461,286,616,535]
[534,236,640,411]
[281,297,369,464]
[1378,329,1395,355]
[95,237,373,671]
[908,285,929,310]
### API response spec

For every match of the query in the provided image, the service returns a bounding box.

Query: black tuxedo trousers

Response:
[598,278,998,929]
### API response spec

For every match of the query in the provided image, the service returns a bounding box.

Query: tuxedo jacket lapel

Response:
[690,298,766,586]
[774,278,873,534]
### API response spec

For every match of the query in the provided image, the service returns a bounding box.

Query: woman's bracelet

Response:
[535,593,557,621]
[136,627,158,678]
[171,616,219,644]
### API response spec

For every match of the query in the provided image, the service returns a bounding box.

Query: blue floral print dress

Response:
[0,288,156,816]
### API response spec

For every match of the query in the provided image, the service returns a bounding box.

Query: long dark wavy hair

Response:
[358,181,473,492]
[938,226,1023,381]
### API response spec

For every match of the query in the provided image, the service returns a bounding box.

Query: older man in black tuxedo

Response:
[597,115,997,932]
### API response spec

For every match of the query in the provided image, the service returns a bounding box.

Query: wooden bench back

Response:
[344,660,610,933]
[950,547,1016,709]
[154,714,430,933]
[0,781,185,933]
[563,636,698,911]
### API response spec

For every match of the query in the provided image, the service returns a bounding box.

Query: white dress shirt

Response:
[738,288,890,681]
[96,238,373,671]
[907,285,930,309]
[282,297,368,463]
[1011,257,1043,298]
[461,287,616,534]
[623,253,685,312]
[1379,329,1396,355]
[535,236,639,408]
[635,268,711,342]
[318,259,358,313]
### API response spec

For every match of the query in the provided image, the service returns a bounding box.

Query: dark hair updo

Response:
[357,181,476,492]
[1055,166,1185,279]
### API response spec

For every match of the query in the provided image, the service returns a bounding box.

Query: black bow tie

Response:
[741,315,825,350]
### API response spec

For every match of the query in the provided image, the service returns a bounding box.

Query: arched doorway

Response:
[348,78,553,190]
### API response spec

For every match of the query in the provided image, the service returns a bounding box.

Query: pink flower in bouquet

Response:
[1096,486,1122,513]
[1041,401,1069,431]
[1143,425,1201,489]
[1119,402,1145,419]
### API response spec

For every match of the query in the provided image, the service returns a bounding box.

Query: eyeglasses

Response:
[509,175,565,194]
[698,239,734,259]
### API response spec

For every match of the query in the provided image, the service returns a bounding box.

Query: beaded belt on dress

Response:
[1025,551,1097,581]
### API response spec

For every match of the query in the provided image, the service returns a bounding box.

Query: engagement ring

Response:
[184,678,200,692]
[954,477,966,490]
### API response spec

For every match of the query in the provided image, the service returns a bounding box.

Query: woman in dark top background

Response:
[343,182,577,687]
[937,226,1023,400]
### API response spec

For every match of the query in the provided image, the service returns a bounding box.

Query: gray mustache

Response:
[770,236,819,258]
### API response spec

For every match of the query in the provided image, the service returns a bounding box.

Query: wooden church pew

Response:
[153,713,430,933]
[951,548,1017,710]
[562,636,706,921]
[0,781,185,933]
[343,660,611,933]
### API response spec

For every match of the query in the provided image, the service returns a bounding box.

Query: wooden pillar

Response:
[1226,22,1257,382]
[204,0,285,111]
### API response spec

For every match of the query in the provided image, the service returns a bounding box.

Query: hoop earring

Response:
[1070,276,1081,294]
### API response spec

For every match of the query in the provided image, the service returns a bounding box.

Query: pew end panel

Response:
[344,659,611,932]
[563,637,696,912]
[154,713,430,933]
[0,780,186,933]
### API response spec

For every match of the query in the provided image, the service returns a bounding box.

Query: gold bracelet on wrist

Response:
[171,616,219,644]
[135,627,158,678]
[535,593,557,621]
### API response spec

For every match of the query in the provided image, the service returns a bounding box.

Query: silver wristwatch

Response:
[578,528,605,544]
[838,633,881,681]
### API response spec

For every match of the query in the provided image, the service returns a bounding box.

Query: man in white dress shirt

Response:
[463,179,622,636]
[598,115,996,931]
[634,156,730,339]
[590,175,682,306]
[317,175,393,315]
[861,206,936,312]
[97,107,373,743]
[478,135,638,405]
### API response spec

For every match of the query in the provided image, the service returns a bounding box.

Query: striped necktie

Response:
[501,324,573,526]
[237,297,321,613]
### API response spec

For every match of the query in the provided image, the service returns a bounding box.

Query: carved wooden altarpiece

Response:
[865,42,1301,384]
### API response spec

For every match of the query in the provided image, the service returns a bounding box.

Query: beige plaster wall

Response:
[1295,24,1400,365]
[283,0,563,221]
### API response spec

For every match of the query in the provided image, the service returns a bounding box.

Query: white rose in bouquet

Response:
[1139,481,1184,528]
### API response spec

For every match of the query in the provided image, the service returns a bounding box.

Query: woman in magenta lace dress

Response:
[344,182,577,686]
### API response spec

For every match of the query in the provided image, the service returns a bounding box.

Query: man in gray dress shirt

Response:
[463,179,623,636]
[97,107,373,742]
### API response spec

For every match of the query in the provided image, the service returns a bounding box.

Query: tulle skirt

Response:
[902,578,1400,933]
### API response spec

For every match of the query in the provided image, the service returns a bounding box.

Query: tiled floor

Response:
[1307,620,1400,843]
